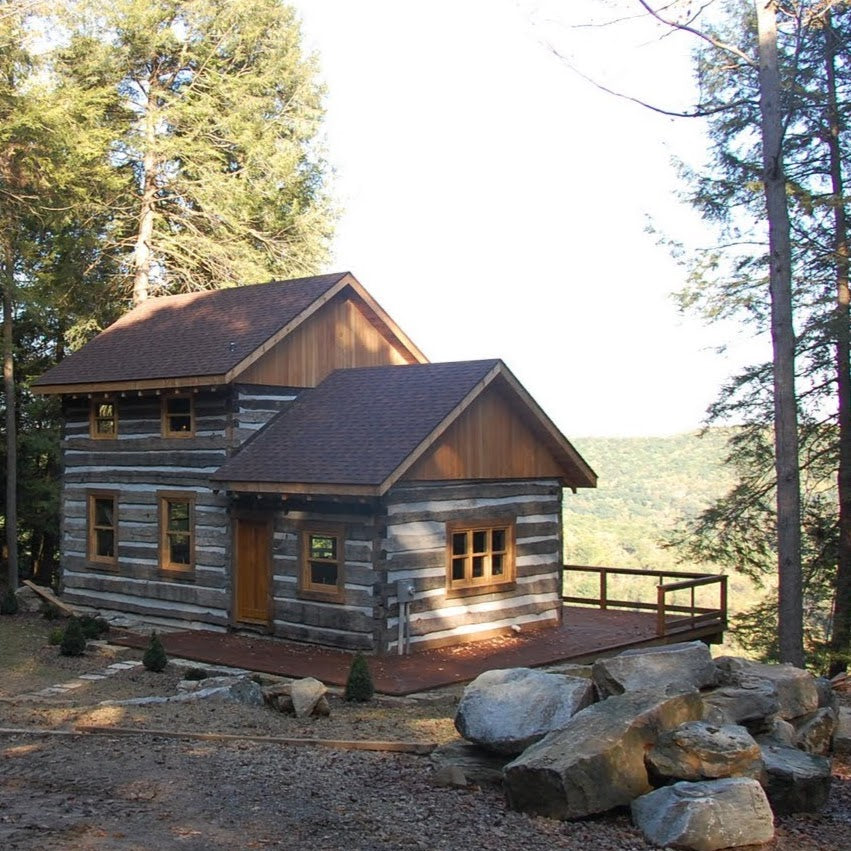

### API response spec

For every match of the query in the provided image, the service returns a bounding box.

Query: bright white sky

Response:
[291,0,767,438]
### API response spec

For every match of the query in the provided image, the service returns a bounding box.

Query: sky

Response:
[290,0,766,438]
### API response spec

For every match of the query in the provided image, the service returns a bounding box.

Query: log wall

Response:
[379,480,564,653]
[60,393,232,627]
[232,384,299,445]
[269,508,379,652]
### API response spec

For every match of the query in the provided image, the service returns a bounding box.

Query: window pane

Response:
[169,415,192,432]
[168,502,190,531]
[472,555,484,578]
[492,553,504,576]
[97,403,113,419]
[169,533,191,565]
[309,535,336,560]
[311,561,338,586]
[452,532,467,556]
[492,529,506,552]
[452,557,466,581]
[96,418,114,434]
[168,397,191,415]
[472,531,487,553]
[95,499,114,527]
[96,529,114,558]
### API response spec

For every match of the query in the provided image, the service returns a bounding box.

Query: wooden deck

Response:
[112,598,726,696]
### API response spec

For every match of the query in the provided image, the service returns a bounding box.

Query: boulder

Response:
[291,677,327,718]
[503,687,703,819]
[592,641,717,699]
[645,721,763,784]
[13,585,42,614]
[814,676,839,712]
[262,682,294,713]
[793,707,837,756]
[715,657,818,720]
[227,677,264,707]
[454,668,595,755]
[760,743,832,814]
[835,706,851,755]
[755,717,796,748]
[701,677,780,728]
[631,778,774,851]
[429,739,509,787]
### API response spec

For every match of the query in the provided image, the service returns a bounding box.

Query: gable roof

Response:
[33,272,426,394]
[211,360,597,496]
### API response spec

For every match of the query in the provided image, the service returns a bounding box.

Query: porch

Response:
[113,566,727,696]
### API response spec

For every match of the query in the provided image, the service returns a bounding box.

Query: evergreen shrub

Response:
[142,631,168,672]
[344,652,374,702]
[79,615,110,639]
[48,627,64,646]
[0,588,18,615]
[60,618,87,656]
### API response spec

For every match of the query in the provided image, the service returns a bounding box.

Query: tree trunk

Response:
[2,239,18,590]
[132,88,158,306]
[755,0,804,667]
[823,9,851,676]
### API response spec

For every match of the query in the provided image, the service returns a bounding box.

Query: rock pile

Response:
[442,642,840,851]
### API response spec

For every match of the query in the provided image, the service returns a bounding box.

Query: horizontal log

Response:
[401,613,560,653]
[273,599,373,633]
[63,569,228,606]
[385,499,561,528]
[64,436,230,453]
[385,480,561,506]
[65,472,220,488]
[62,588,228,626]
[272,620,373,652]
[404,600,560,638]
[64,450,227,469]
[384,573,559,610]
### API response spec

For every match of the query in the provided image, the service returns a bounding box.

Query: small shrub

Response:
[79,615,110,640]
[142,631,168,672]
[183,666,209,681]
[344,652,374,702]
[48,627,64,646]
[60,618,87,657]
[0,588,18,615]
[41,603,60,620]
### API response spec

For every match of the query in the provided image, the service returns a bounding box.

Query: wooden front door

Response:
[235,517,271,625]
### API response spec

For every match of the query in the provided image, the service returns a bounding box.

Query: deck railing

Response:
[562,565,728,638]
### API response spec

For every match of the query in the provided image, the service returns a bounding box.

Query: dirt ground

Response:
[2,613,851,850]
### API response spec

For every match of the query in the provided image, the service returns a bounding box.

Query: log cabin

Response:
[33,272,597,653]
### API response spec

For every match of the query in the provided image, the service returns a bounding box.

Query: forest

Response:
[2,1,851,673]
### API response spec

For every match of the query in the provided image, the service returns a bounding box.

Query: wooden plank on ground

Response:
[22,580,77,617]
[74,725,436,754]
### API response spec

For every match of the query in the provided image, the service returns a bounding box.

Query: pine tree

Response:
[66,0,335,305]
[142,631,168,672]
[344,652,374,702]
[60,617,87,656]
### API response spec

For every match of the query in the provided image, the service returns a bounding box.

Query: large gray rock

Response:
[592,642,718,699]
[631,778,774,851]
[503,687,703,819]
[227,677,265,707]
[760,743,832,814]
[646,721,763,783]
[701,677,780,727]
[715,657,819,720]
[454,668,595,755]
[835,706,851,754]
[793,707,837,755]
[429,739,510,786]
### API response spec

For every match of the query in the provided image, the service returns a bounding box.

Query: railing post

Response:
[656,583,666,636]
[720,574,728,628]
[600,569,607,610]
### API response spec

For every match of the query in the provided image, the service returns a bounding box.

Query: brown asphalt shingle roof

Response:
[33,273,349,388]
[212,360,502,489]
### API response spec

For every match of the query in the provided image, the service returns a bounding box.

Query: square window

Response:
[447,521,514,593]
[300,528,344,601]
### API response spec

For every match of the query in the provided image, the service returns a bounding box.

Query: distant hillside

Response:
[563,429,736,572]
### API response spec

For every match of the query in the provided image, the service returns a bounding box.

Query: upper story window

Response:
[162,395,194,437]
[87,491,118,568]
[158,492,195,573]
[299,527,344,602]
[447,520,515,595]
[90,399,117,438]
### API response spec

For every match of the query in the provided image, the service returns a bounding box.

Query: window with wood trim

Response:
[90,399,117,438]
[162,394,194,437]
[299,527,344,601]
[447,521,515,593]
[87,491,118,567]
[158,492,195,573]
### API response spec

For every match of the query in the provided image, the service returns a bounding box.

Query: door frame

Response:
[231,511,274,630]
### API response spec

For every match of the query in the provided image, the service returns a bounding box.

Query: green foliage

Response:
[142,631,168,673]
[78,615,110,640]
[344,652,374,702]
[0,588,19,615]
[60,617,87,657]
[48,626,64,646]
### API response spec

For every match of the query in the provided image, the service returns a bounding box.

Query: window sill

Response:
[86,560,119,573]
[297,587,345,604]
[157,568,196,583]
[446,581,516,599]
